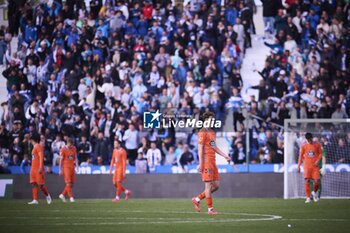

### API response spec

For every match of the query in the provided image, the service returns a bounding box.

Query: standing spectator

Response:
[77,136,92,164]
[93,132,109,165]
[146,141,162,172]
[123,124,139,165]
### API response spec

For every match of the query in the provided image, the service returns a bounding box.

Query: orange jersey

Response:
[31,144,44,171]
[110,148,127,173]
[60,146,77,169]
[298,142,322,169]
[198,128,216,165]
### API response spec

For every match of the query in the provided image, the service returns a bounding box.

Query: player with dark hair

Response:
[109,140,131,202]
[192,111,231,214]
[59,137,79,203]
[298,132,322,203]
[28,134,52,205]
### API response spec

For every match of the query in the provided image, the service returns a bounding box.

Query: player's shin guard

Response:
[305,180,311,198]
[197,191,206,200]
[32,186,39,200]
[206,197,213,209]
[40,186,49,196]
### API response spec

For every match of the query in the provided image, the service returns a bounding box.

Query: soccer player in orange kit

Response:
[59,138,79,203]
[192,111,231,214]
[298,132,322,203]
[109,140,132,202]
[28,134,52,205]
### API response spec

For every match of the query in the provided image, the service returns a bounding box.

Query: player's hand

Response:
[59,170,63,176]
[75,166,79,173]
[38,168,43,174]
[320,167,326,176]
[297,167,300,173]
[225,156,231,163]
[197,165,202,173]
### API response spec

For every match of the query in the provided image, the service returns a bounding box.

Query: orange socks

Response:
[32,186,38,200]
[206,197,213,209]
[305,181,311,198]
[198,192,206,200]
[314,182,320,193]
[62,186,68,196]
[116,182,126,196]
[66,185,73,198]
[40,186,49,196]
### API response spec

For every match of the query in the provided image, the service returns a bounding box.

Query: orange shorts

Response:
[63,168,75,184]
[201,164,220,182]
[304,168,320,180]
[30,170,45,185]
[113,171,124,182]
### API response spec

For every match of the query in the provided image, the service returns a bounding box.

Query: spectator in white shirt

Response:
[23,58,37,87]
[233,18,245,57]
[36,59,49,82]
[146,141,162,171]
[122,124,139,165]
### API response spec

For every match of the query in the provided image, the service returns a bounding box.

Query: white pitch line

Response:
[0,212,282,224]
[282,219,349,222]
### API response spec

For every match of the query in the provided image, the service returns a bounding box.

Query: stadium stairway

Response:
[222,5,270,133]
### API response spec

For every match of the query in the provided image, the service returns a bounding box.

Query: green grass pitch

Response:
[0,199,349,233]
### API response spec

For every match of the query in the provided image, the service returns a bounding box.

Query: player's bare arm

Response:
[109,155,114,175]
[213,146,231,162]
[75,154,79,173]
[122,151,127,179]
[198,144,204,173]
[38,149,44,174]
[59,150,64,175]
[297,147,304,173]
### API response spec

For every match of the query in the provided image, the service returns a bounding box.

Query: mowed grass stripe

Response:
[0,199,350,233]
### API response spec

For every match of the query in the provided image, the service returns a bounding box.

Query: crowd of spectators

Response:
[0,0,257,173]
[0,0,349,174]
[240,0,350,164]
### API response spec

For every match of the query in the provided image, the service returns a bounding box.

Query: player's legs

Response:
[195,182,220,202]
[311,169,321,202]
[211,181,220,193]
[304,178,311,203]
[318,174,322,198]
[311,178,320,202]
[62,169,75,202]
[28,182,39,204]
[205,181,218,214]
[309,180,314,197]
[39,184,52,204]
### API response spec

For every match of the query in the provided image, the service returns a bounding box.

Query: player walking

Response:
[310,147,326,199]
[192,111,231,214]
[109,140,132,202]
[28,134,52,205]
[59,138,79,203]
[297,132,322,203]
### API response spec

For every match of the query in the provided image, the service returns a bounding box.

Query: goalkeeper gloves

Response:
[320,166,326,176]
